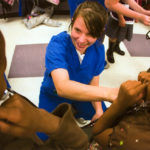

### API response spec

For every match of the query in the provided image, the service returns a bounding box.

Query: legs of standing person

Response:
[106,38,116,63]
[106,16,126,63]
[107,38,125,63]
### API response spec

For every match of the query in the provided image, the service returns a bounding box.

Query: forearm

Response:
[105,0,143,21]
[92,101,103,113]
[127,0,148,14]
[57,80,115,102]
[92,101,126,136]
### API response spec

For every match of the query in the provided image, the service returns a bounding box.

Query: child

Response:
[105,0,150,63]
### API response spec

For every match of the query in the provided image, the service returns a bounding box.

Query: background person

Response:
[105,0,150,26]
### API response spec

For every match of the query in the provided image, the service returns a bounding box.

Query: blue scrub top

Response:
[40,31,105,97]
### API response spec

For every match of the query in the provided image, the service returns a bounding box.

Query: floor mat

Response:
[8,43,47,78]
[123,34,150,57]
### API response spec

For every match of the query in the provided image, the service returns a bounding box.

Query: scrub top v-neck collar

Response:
[68,37,95,69]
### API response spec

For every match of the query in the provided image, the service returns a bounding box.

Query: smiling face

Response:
[71,16,97,54]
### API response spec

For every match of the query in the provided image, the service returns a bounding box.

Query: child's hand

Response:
[139,14,150,26]
[116,80,147,109]
[118,16,126,27]
[138,71,150,83]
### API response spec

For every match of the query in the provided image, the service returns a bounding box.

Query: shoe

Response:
[114,41,125,55]
[76,118,91,128]
[106,49,115,63]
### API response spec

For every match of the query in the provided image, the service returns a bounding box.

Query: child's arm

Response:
[105,0,150,25]
[127,0,150,15]
[92,80,147,137]
[90,76,104,122]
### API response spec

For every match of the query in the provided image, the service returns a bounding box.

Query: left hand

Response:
[91,109,103,122]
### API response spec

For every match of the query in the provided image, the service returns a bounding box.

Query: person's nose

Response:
[78,34,87,43]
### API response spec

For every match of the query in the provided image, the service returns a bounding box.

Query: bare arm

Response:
[105,0,150,25]
[0,94,60,144]
[126,0,150,15]
[90,76,103,122]
[51,68,119,103]
[92,80,147,137]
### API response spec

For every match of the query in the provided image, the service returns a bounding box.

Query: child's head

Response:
[70,1,108,39]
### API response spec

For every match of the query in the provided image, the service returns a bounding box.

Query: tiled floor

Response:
[0,15,150,107]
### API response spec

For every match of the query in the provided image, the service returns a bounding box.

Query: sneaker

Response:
[76,118,91,128]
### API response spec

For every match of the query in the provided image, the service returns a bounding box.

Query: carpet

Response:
[8,43,47,78]
[123,34,150,57]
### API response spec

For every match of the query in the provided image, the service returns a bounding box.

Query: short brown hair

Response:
[70,1,108,39]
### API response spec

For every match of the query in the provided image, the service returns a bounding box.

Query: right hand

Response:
[116,80,147,109]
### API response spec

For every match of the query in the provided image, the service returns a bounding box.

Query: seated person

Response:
[0,30,88,150]
[92,70,150,150]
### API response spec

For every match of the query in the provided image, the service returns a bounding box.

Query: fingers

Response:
[133,82,148,101]
[138,72,150,84]
[0,107,21,124]
[0,120,43,144]
[118,80,147,108]
[0,120,25,137]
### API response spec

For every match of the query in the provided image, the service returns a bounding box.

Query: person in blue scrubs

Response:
[39,1,118,140]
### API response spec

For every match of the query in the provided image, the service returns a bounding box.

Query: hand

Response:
[91,109,103,122]
[138,71,150,83]
[116,80,147,110]
[118,16,126,27]
[145,10,150,16]
[139,14,150,26]
[138,71,150,101]
[0,94,43,144]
